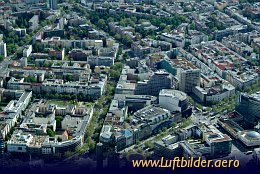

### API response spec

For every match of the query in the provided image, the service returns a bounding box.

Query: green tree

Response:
[114,34,121,40]
[57,137,62,142]
[158,23,165,30]
[65,74,74,82]
[56,116,63,128]
[107,17,114,23]
[24,76,37,83]
[121,35,133,47]
[64,151,74,158]
[0,55,4,62]
[109,69,120,80]
[144,141,154,149]
[97,19,106,29]
[47,128,55,137]
[137,147,143,154]
[190,23,195,30]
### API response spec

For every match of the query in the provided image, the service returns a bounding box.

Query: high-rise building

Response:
[107,150,120,169]
[178,69,200,94]
[96,142,103,169]
[0,135,4,156]
[48,0,58,10]
[158,57,200,94]
[0,41,7,58]
[236,92,260,126]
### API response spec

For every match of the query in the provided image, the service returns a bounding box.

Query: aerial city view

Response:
[0,0,259,173]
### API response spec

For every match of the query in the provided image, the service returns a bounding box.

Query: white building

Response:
[62,115,84,130]
[238,131,260,147]
[186,30,208,45]
[87,56,114,66]
[160,32,185,48]
[42,37,104,49]
[7,131,33,153]
[42,79,106,98]
[23,45,33,58]
[192,83,236,103]
[159,89,188,112]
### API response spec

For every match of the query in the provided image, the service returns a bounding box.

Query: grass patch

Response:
[47,100,67,106]
[85,102,93,108]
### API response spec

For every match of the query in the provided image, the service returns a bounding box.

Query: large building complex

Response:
[116,65,174,96]
[190,41,259,90]
[157,50,201,94]
[154,123,232,159]
[7,101,93,155]
[1,0,260,170]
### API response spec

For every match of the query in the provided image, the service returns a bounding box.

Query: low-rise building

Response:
[0,90,32,140]
[14,28,27,37]
[238,131,260,147]
[192,83,235,104]
[42,78,106,99]
[87,56,114,67]
[69,49,92,61]
[48,48,65,60]
[7,101,93,156]
[7,130,33,153]
[159,32,185,48]
[154,123,232,159]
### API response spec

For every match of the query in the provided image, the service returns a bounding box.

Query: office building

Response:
[0,41,7,58]
[0,135,4,156]
[158,55,200,94]
[135,71,173,96]
[96,142,104,169]
[159,89,191,117]
[48,0,58,10]
[236,92,260,126]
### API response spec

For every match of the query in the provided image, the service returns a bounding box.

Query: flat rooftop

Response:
[134,105,169,120]
[171,57,198,70]
[159,89,187,101]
